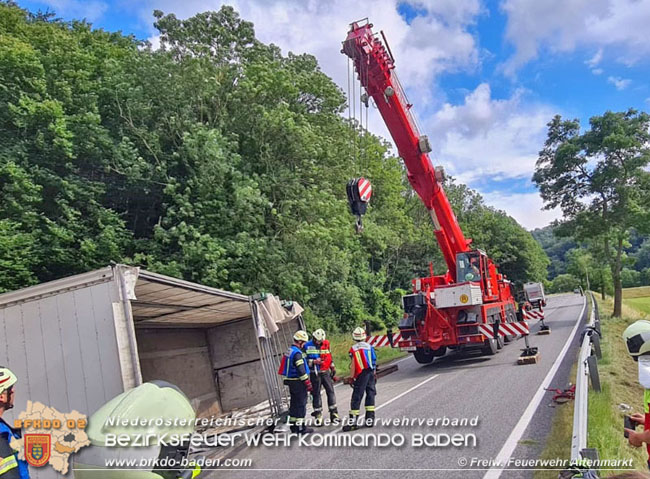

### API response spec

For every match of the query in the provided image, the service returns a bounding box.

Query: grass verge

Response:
[533,333,581,479]
[535,292,650,478]
[581,294,649,476]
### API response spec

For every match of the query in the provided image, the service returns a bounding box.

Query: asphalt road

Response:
[211,293,587,479]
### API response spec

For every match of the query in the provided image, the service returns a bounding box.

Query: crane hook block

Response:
[346,177,372,233]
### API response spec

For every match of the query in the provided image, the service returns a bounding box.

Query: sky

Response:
[14,0,650,230]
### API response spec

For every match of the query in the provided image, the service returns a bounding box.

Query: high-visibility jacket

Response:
[349,341,376,379]
[0,418,29,478]
[643,389,650,468]
[278,345,310,381]
[305,340,333,373]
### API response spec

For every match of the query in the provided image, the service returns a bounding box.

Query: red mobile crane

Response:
[343,20,533,364]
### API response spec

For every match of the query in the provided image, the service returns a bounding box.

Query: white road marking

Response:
[328,372,440,434]
[376,373,440,411]
[483,297,587,479]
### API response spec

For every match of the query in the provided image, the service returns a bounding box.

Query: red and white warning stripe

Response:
[367,332,402,347]
[523,309,545,321]
[479,321,529,339]
[358,177,372,202]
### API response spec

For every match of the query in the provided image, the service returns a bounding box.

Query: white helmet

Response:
[313,329,326,341]
[293,330,309,342]
[0,367,17,395]
[623,320,650,358]
[352,327,366,341]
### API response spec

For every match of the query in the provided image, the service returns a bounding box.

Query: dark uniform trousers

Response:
[286,380,308,425]
[310,371,336,412]
[350,368,376,414]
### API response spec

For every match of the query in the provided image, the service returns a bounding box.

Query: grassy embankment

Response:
[535,288,650,478]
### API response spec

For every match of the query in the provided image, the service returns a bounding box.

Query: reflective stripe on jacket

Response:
[349,341,376,379]
[0,419,28,478]
[643,389,650,467]
[278,345,310,380]
[305,339,333,372]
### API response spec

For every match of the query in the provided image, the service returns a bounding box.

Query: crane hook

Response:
[346,177,372,234]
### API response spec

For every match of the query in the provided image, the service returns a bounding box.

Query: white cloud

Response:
[585,48,603,68]
[500,0,650,74]
[607,76,632,90]
[421,83,560,228]
[135,0,482,109]
[481,191,563,230]
[427,83,555,185]
[591,68,603,75]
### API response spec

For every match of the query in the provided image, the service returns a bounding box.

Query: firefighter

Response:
[74,381,202,478]
[342,327,377,432]
[623,320,650,469]
[0,367,29,479]
[278,331,314,434]
[305,329,339,426]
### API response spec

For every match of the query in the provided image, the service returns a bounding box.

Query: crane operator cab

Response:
[457,251,484,283]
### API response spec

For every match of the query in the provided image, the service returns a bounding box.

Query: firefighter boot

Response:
[330,407,340,425]
[365,410,375,428]
[342,414,359,432]
[290,425,300,434]
[311,410,324,427]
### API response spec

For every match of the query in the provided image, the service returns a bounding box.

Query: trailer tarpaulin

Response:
[255,295,304,337]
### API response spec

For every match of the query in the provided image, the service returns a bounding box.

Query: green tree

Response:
[549,274,581,293]
[533,110,650,316]
[0,2,550,332]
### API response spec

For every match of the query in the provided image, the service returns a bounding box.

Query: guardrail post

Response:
[591,332,602,360]
[587,355,601,392]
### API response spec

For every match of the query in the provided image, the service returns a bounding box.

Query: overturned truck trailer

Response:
[0,265,298,475]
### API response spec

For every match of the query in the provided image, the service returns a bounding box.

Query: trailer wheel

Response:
[482,338,498,356]
[413,348,436,364]
[496,335,504,350]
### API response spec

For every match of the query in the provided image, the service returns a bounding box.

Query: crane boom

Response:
[342,20,470,280]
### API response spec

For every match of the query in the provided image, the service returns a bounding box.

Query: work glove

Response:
[330,366,336,377]
[313,358,322,365]
[304,379,313,393]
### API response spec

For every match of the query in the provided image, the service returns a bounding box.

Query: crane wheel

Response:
[413,348,436,364]
[482,338,498,356]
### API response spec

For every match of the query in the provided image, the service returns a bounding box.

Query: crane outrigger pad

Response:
[518,346,540,365]
[517,333,540,365]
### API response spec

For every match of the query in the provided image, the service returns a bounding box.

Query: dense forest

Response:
[0,2,549,330]
[533,225,650,294]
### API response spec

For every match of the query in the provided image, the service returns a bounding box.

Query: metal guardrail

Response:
[570,292,601,470]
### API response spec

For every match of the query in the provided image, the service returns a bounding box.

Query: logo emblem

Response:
[459,294,469,304]
[25,434,51,467]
